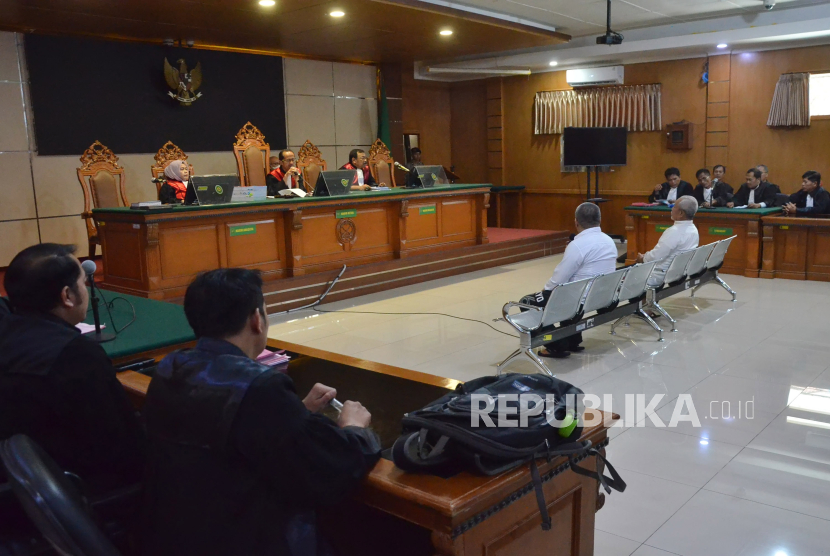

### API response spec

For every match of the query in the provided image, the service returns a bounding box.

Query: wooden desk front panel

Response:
[299,204,395,272]
[626,211,759,277]
[761,217,830,281]
[407,197,478,253]
[98,209,288,299]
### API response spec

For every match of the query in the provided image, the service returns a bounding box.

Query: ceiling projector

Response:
[596,32,623,45]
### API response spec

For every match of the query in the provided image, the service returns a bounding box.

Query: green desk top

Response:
[84,289,194,360]
[490,185,525,192]
[625,205,782,216]
[93,183,491,216]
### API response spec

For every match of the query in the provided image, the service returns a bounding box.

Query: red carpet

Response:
[488,227,557,243]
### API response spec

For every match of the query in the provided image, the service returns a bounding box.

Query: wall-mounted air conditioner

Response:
[566,66,624,87]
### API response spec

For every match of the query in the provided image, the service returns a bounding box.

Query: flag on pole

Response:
[377,67,391,147]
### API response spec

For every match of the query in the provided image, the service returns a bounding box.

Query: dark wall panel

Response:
[25,34,286,155]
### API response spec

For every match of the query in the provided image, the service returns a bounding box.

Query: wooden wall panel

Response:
[401,67,452,169]
[520,192,642,237]
[450,81,488,184]
[501,58,707,198]
[728,45,830,195]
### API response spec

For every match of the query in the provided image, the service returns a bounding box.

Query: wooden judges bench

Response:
[624,206,781,277]
[761,215,830,281]
[93,185,491,302]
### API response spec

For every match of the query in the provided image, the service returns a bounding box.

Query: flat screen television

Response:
[562,127,627,167]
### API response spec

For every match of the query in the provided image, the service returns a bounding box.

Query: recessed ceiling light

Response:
[440,29,453,36]
[699,439,709,445]
[330,10,345,17]
[549,61,558,66]
[258,0,275,6]
[717,43,728,49]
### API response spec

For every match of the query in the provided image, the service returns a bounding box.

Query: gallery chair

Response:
[0,435,123,556]
[233,121,270,187]
[689,236,738,300]
[76,141,129,259]
[150,141,193,195]
[367,138,396,187]
[296,139,327,193]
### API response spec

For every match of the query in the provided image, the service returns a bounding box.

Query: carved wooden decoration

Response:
[76,141,128,258]
[79,140,120,170]
[297,139,328,193]
[368,138,393,163]
[234,121,267,147]
[154,141,188,167]
[232,122,270,187]
[298,139,323,162]
[336,218,357,248]
[367,138,396,188]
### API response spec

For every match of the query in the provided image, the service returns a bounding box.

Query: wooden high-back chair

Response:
[368,138,396,187]
[296,140,327,193]
[151,141,193,195]
[233,122,270,187]
[76,141,129,258]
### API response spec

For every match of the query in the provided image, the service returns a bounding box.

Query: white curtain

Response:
[767,73,810,127]
[534,84,662,135]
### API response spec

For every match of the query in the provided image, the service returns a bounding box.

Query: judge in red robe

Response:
[158,160,190,204]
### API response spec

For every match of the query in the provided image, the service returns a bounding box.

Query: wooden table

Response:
[93,184,491,300]
[116,339,615,556]
[624,206,781,277]
[760,215,830,281]
[488,185,524,228]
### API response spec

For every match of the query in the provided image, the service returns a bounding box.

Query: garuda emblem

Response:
[164,58,203,106]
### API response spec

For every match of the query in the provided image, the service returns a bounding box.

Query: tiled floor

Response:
[268,253,830,556]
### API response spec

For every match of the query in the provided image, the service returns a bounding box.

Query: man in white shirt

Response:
[524,203,617,358]
[637,195,700,288]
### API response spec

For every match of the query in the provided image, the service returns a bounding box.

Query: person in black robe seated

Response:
[711,164,732,193]
[756,164,781,194]
[0,244,145,537]
[648,167,694,203]
[782,171,830,216]
[693,168,732,208]
[266,150,304,196]
[158,160,190,204]
[140,268,381,556]
[340,148,383,191]
[728,168,778,208]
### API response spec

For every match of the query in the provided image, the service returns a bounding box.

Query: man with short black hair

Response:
[649,167,694,203]
[756,164,781,194]
[266,149,303,195]
[0,244,144,495]
[783,171,829,215]
[522,203,617,358]
[728,168,777,208]
[141,268,381,556]
[341,148,384,190]
[693,168,733,208]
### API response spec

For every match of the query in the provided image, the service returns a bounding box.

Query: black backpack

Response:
[392,373,625,530]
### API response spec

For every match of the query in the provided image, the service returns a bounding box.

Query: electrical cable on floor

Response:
[311,305,519,339]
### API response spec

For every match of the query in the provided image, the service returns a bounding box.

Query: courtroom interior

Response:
[1,1,830,555]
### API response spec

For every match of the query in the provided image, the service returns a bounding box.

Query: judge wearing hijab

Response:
[159,160,190,204]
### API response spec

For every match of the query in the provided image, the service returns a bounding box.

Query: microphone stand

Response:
[87,272,116,343]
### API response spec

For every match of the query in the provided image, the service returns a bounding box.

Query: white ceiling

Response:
[443,0,824,36]
[417,1,830,80]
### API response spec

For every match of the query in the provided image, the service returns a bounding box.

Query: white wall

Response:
[0,32,378,265]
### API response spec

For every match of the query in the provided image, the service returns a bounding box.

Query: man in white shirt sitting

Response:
[637,195,700,288]
[523,203,617,358]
